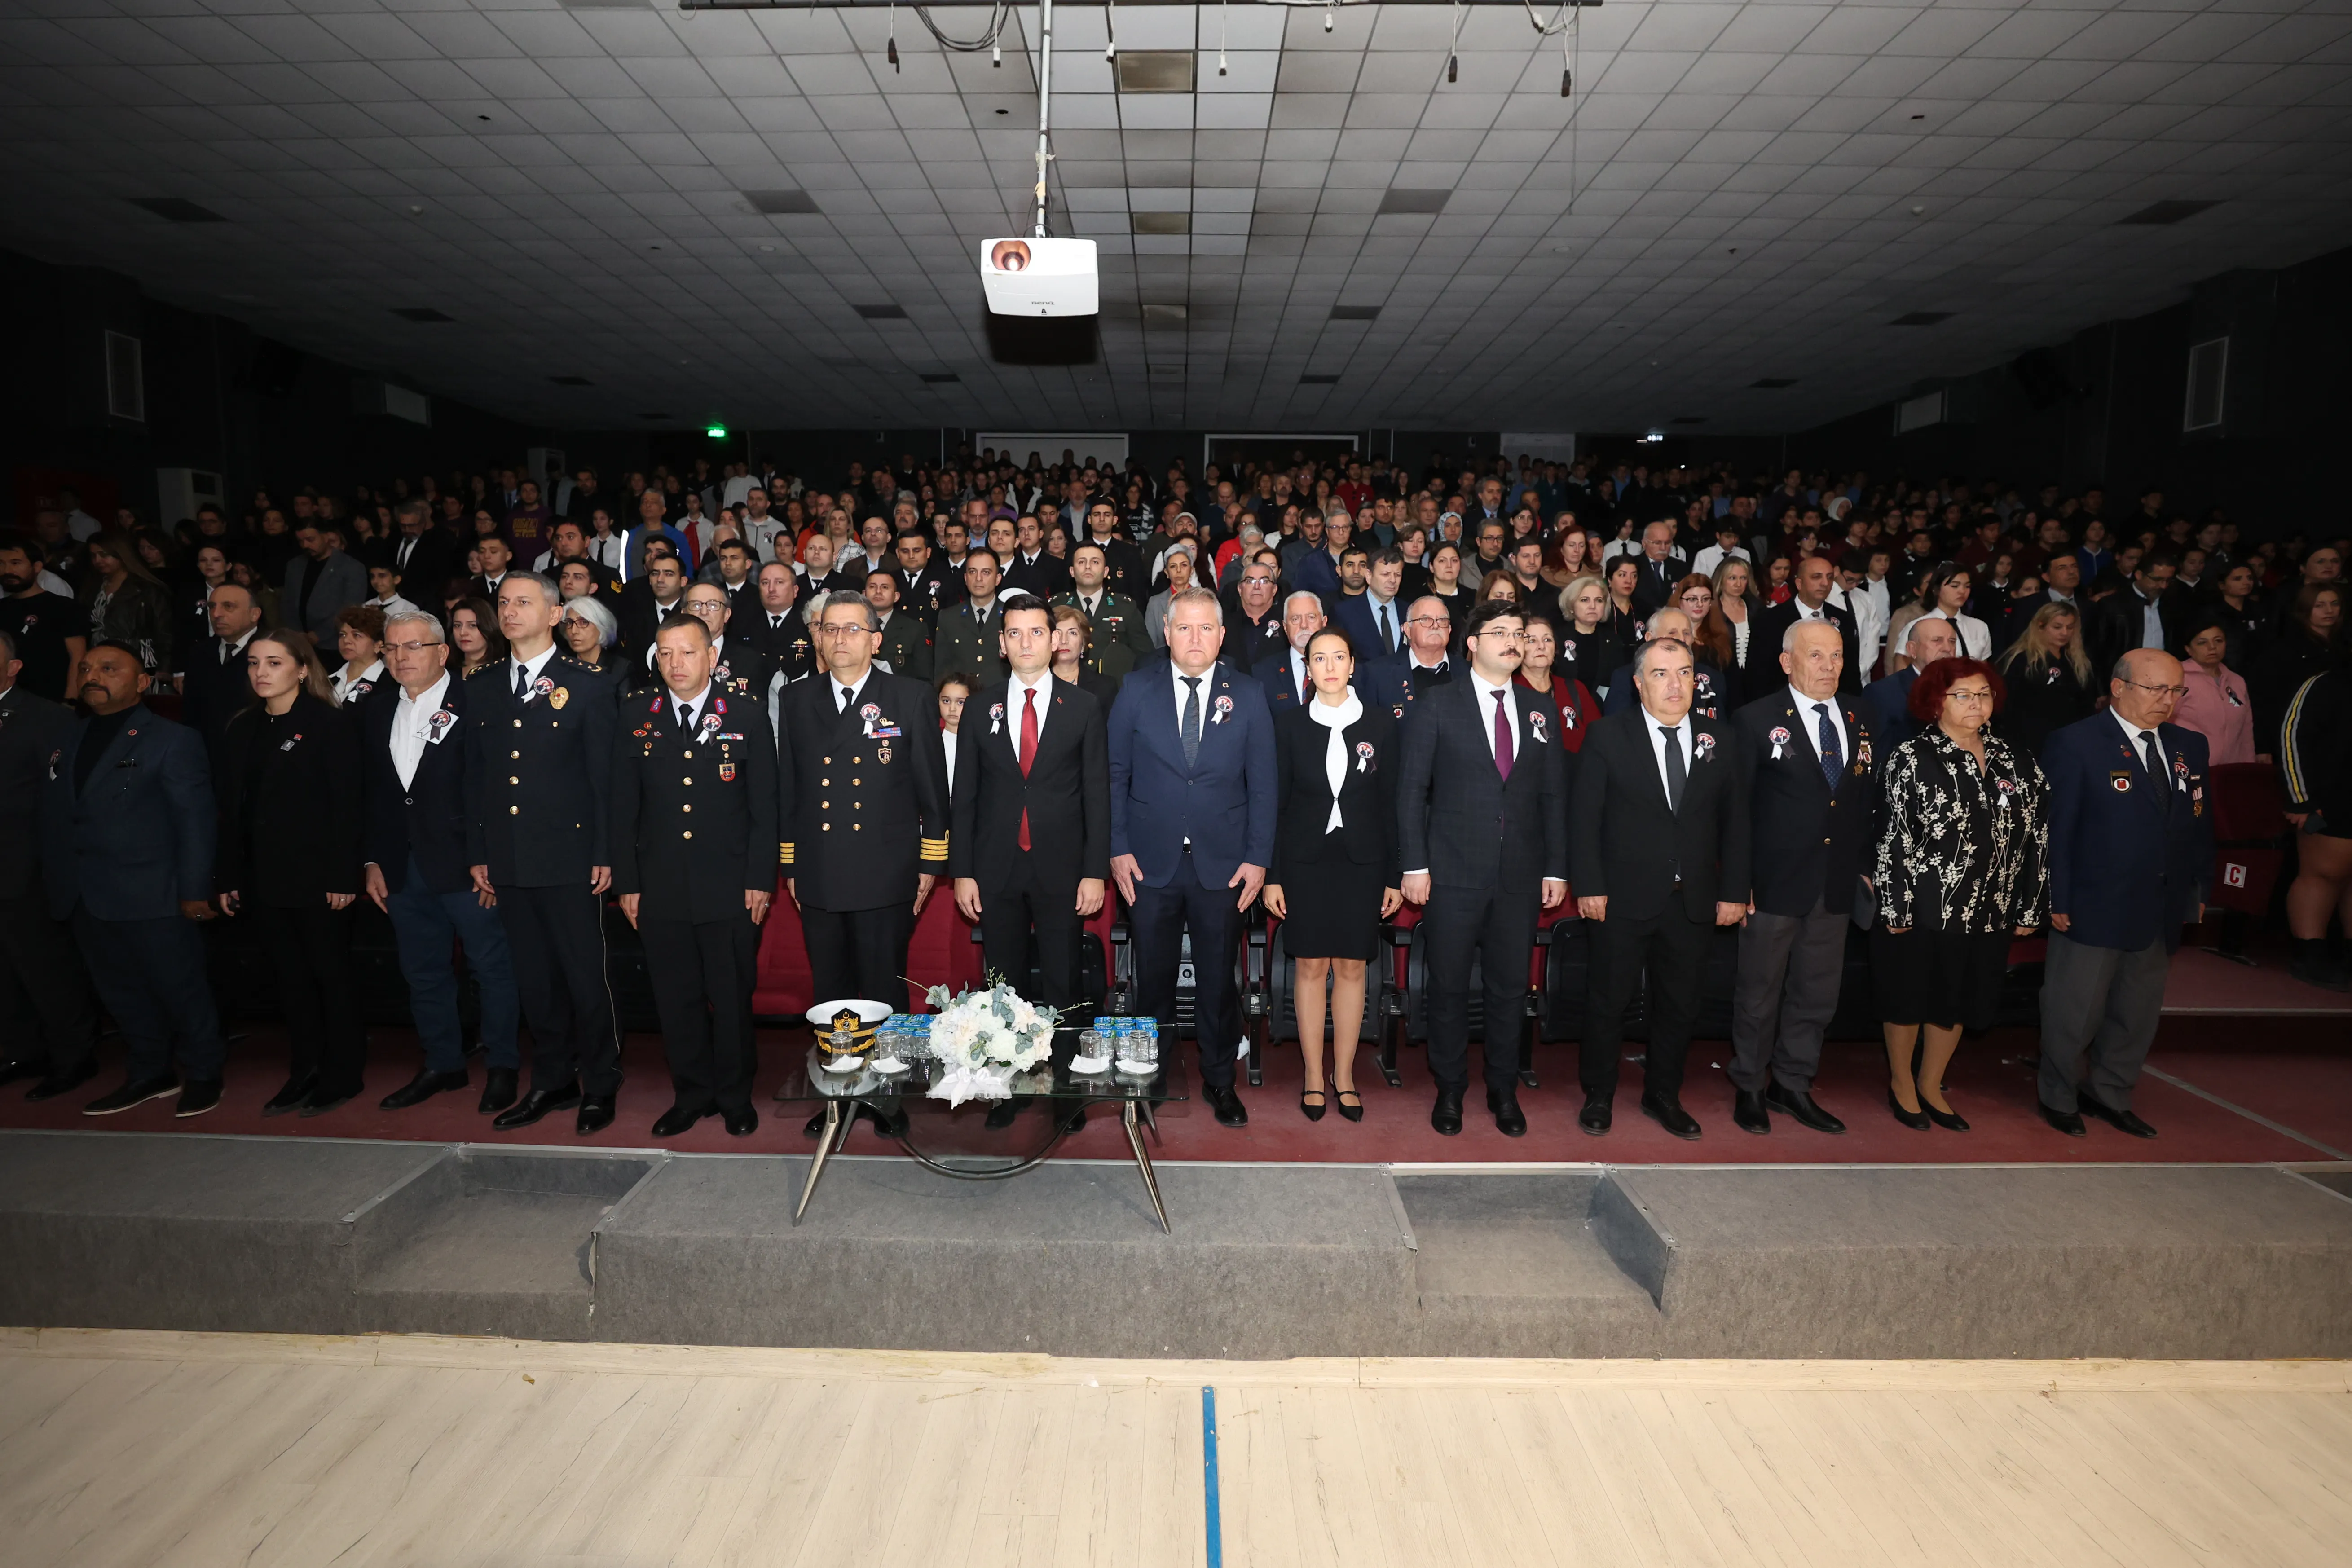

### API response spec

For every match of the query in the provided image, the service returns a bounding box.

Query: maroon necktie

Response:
[1017,686,1039,850]
[1492,689,1514,781]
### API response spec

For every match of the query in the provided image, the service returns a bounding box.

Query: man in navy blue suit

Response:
[1331,548,1408,662]
[2035,648,2212,1139]
[1252,591,1326,716]
[1107,586,1278,1127]
[39,641,226,1118]
[1859,615,1955,753]
[361,608,523,1116]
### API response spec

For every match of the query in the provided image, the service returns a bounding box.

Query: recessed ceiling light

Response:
[2119,200,2220,226]
[1891,311,1954,326]
[1330,304,1381,321]
[549,375,592,386]
[1141,304,1188,326]
[1750,377,1797,389]
[856,303,909,320]
[743,188,820,215]
[1115,51,1195,93]
[129,197,225,223]
[392,307,454,322]
[1132,211,1189,235]
[1300,373,1339,385]
[919,372,960,384]
[1377,188,1450,216]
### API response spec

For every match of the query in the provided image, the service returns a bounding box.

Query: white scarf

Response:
[1306,689,1363,833]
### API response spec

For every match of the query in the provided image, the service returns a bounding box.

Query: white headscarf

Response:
[1305,688,1364,833]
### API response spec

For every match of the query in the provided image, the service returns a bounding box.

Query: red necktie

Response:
[1492,689,1514,781]
[1017,686,1039,850]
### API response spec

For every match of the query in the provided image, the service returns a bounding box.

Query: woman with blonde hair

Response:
[1710,556,1761,700]
[1994,602,2098,758]
[1555,572,1624,696]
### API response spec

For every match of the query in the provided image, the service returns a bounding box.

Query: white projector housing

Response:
[980,236,1099,317]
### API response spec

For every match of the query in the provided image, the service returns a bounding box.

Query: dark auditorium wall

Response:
[0,247,548,529]
[1781,242,2352,530]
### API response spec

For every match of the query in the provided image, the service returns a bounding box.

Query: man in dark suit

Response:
[1727,621,1876,1136]
[611,613,776,1139]
[361,608,522,1115]
[1627,522,1688,617]
[39,641,225,1117]
[176,578,266,755]
[1860,615,1956,752]
[1220,551,1288,669]
[0,630,98,1100]
[465,573,622,1136]
[1355,595,1455,722]
[1079,500,1147,602]
[386,499,456,605]
[2088,555,2184,679]
[2036,649,2212,1138]
[739,563,813,684]
[1001,515,1072,599]
[1753,555,1862,692]
[951,595,1111,1011]
[1106,586,1277,1128]
[776,591,951,1009]
[282,524,368,646]
[1253,591,1327,717]
[933,547,1009,683]
[891,530,955,623]
[617,553,692,672]
[1332,549,1409,661]
[678,582,775,704]
[1570,637,1752,1138]
[863,568,934,681]
[1396,600,1572,1136]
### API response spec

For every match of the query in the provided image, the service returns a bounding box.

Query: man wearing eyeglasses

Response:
[1356,596,1457,722]
[2034,648,2210,1140]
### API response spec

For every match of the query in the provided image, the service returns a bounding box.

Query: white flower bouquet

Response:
[921,976,1059,1106]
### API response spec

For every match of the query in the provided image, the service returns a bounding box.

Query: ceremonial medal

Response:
[719,762,736,782]
[550,686,568,710]
[876,742,892,764]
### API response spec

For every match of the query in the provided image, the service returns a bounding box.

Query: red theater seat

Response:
[2205,763,2290,918]
[751,876,813,1020]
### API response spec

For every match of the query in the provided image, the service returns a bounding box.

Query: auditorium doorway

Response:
[1205,433,1361,475]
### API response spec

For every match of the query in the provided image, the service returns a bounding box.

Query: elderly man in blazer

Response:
[1570,636,1752,1138]
[362,608,523,1116]
[39,640,226,1118]
[1106,586,1278,1128]
[2035,648,2212,1139]
[1395,599,1572,1137]
[1727,620,1877,1136]
[951,594,1111,1012]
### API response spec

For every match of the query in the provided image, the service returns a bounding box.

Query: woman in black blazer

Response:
[1262,628,1403,1123]
[216,630,368,1117]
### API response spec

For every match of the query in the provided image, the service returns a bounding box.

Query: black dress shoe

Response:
[83,1075,180,1116]
[1487,1088,1526,1138]
[381,1069,467,1111]
[1887,1088,1932,1131]
[492,1084,581,1130]
[262,1074,315,1118]
[651,1103,711,1138]
[1764,1083,1846,1134]
[2039,1100,2087,1137]
[1579,1095,1612,1135]
[1733,1088,1771,1134]
[1300,1088,1327,1123]
[576,1095,617,1136]
[1640,1092,1701,1140]
[1334,1089,1364,1123]
[27,1061,98,1102]
[2078,1092,2156,1138]
[175,1079,222,1118]
[722,1105,758,1137]
[477,1068,520,1115]
[1205,1083,1249,1127]
[1431,1086,1465,1136]
[298,1088,357,1119]
[0,1057,50,1088]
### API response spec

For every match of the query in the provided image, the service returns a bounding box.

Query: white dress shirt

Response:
[1365,591,1401,655]
[507,643,558,695]
[1171,665,1215,736]
[389,672,452,790]
[830,668,872,717]
[1006,670,1051,743]
[942,728,959,796]
[331,658,385,705]
[1467,669,1518,762]
[1787,686,1848,765]
[669,681,714,735]
[1643,708,1696,802]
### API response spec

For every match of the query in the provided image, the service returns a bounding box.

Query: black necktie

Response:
[513,663,528,700]
[1180,676,1202,767]
[1378,601,1395,653]
[1814,703,1842,790]
[838,684,852,715]
[2140,731,2167,806]
[679,701,694,736]
[1661,725,1686,811]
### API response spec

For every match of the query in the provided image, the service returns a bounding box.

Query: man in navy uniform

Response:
[1727,620,1876,1135]
[40,640,225,1117]
[0,628,99,1100]
[1106,586,1277,1128]
[612,612,777,1138]
[361,609,523,1115]
[776,591,951,1008]
[466,572,622,1135]
[2036,647,2211,1138]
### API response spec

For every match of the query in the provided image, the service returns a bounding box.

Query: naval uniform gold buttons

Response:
[510,750,519,759]
[509,775,519,784]
[823,756,831,764]
[682,803,692,813]
[512,718,521,728]
[509,806,519,815]
[683,776,693,785]
[683,830,693,839]
[822,823,831,831]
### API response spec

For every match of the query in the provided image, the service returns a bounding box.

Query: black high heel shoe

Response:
[1299,1088,1327,1123]
[1918,1088,1969,1132]
[1887,1087,1931,1131]
[1334,1089,1364,1123]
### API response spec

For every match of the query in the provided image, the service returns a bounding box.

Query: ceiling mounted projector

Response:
[980,236,1098,317]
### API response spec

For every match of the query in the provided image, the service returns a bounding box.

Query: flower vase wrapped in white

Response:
[922,975,1060,1106]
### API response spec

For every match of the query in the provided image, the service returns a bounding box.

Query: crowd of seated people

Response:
[0,445,2344,1141]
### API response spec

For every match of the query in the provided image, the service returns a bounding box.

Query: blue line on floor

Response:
[1202,1384,1224,1568]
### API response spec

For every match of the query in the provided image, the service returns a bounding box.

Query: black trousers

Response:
[978,857,1084,1011]
[1420,880,1540,1093]
[253,903,366,1095]
[1131,846,1242,1089]
[801,902,915,1011]
[638,913,758,1114]
[0,893,97,1070]
[499,883,622,1096]
[1581,903,1712,1101]
[70,907,224,1083]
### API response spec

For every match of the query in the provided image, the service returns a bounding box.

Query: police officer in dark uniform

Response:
[465,570,623,1135]
[776,590,951,1007]
[612,613,776,1137]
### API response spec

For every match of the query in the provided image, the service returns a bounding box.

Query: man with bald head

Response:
[1600,606,1729,720]
[1860,615,1956,749]
[1726,620,1878,1136]
[2033,648,2211,1139]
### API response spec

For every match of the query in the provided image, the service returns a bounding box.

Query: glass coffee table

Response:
[772,1028,1190,1233]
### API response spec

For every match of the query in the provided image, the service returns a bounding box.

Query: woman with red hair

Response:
[1871,657,2049,1132]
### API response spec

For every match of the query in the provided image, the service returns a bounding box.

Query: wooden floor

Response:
[1,1331,2347,1568]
